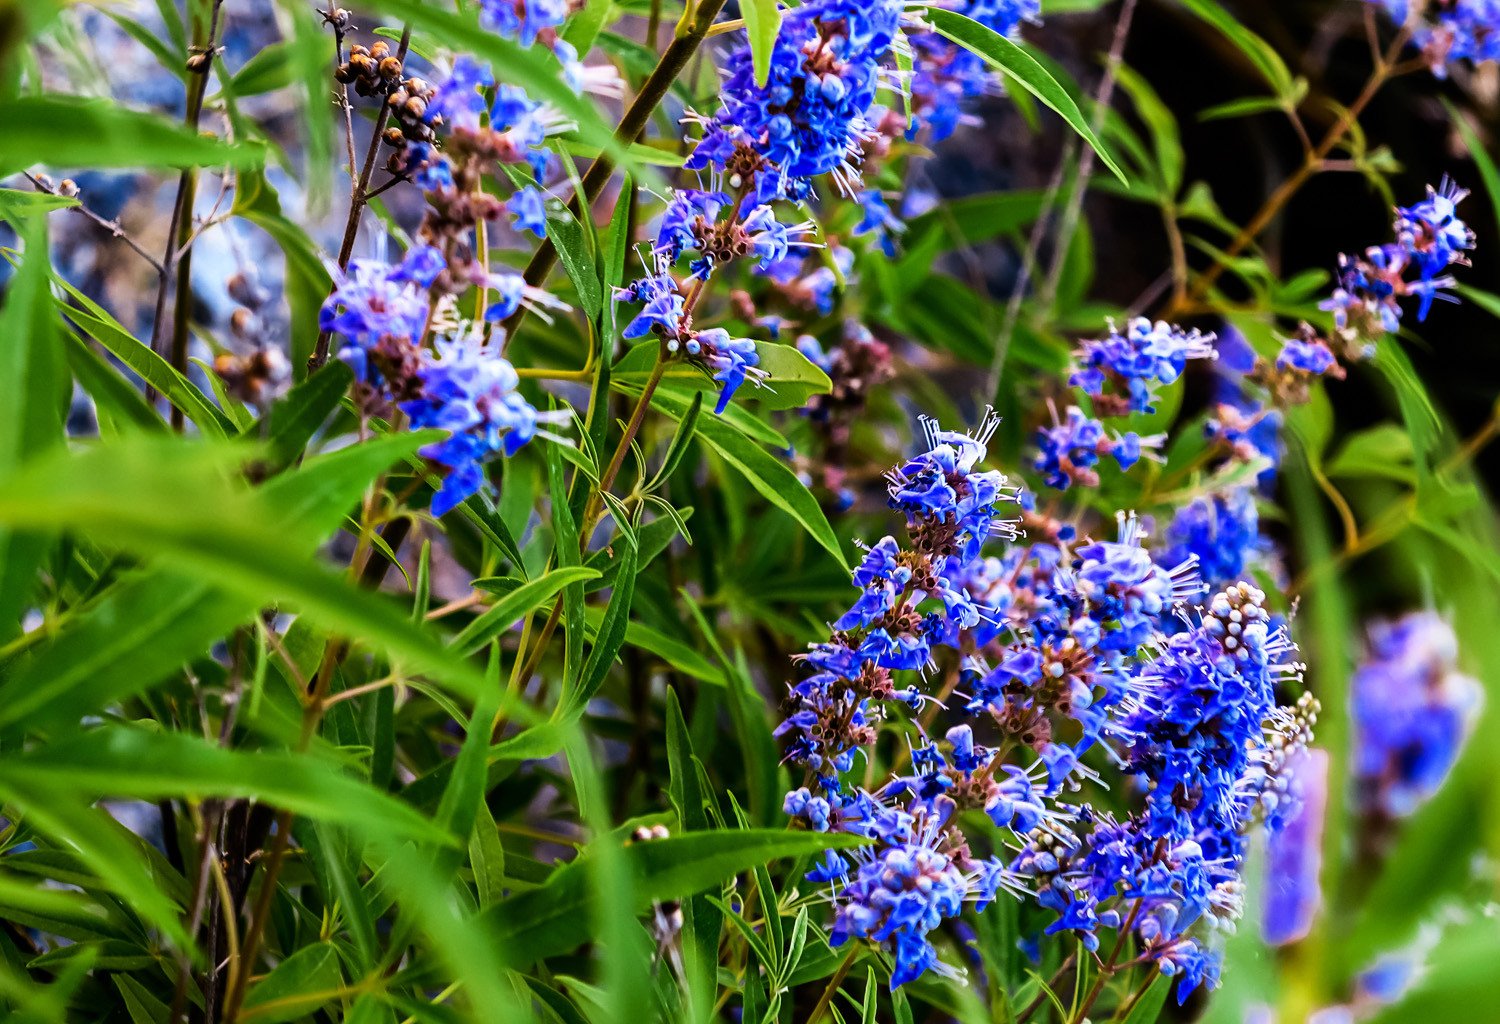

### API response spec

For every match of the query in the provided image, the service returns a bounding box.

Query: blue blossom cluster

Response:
[1370,1,1500,77]
[321,246,566,514]
[478,0,620,95]
[402,334,571,515]
[1070,317,1217,416]
[1322,179,1476,356]
[402,57,570,215]
[615,184,826,413]
[1015,584,1313,1003]
[1158,490,1265,591]
[686,0,902,201]
[907,0,1039,141]
[779,415,1313,996]
[1351,611,1480,818]
[1034,404,1162,491]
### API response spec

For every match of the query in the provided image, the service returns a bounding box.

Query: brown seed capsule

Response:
[230,307,259,338]
[403,96,427,119]
[370,40,390,58]
[383,127,406,146]
[378,55,403,80]
[57,179,79,198]
[186,52,211,73]
[334,62,357,83]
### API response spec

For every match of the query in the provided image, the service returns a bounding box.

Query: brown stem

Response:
[23,172,163,274]
[308,25,414,373]
[1036,0,1138,316]
[498,0,730,343]
[147,0,227,422]
[1169,27,1412,313]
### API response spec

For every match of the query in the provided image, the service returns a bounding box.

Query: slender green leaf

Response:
[928,9,1125,183]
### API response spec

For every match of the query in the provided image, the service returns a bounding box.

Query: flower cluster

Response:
[1351,611,1481,818]
[1017,585,1313,1004]
[1370,0,1500,77]
[1157,490,1265,591]
[401,334,570,515]
[320,245,564,514]
[779,414,1313,998]
[686,0,901,201]
[1070,317,1216,416]
[1034,405,1161,491]
[1322,178,1475,358]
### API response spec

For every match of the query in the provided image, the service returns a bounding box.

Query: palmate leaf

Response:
[482,830,868,967]
[927,9,1125,184]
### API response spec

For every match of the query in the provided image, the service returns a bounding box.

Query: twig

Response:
[22,172,163,274]
[1167,25,1413,313]
[1036,0,1139,316]
[148,0,228,426]
[308,24,414,373]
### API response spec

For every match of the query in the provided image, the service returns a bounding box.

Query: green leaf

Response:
[0,96,260,174]
[665,690,722,989]
[241,942,342,1023]
[1113,63,1183,197]
[54,278,233,438]
[1119,974,1170,1023]
[696,416,846,569]
[0,728,449,844]
[255,359,355,472]
[63,333,167,435]
[0,436,423,735]
[742,0,783,88]
[450,566,602,656]
[560,531,637,720]
[0,213,65,643]
[928,9,1125,184]
[1198,95,1287,122]
[0,436,517,716]
[233,166,335,377]
[483,830,868,966]
[1176,0,1295,96]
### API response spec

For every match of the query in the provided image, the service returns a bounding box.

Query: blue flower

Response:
[853,189,905,256]
[1261,749,1327,946]
[506,186,548,238]
[400,337,570,515]
[479,0,569,48]
[685,0,901,200]
[1070,317,1216,415]
[427,57,494,132]
[1352,612,1480,818]
[907,0,1039,140]
[1034,406,1162,491]
[320,250,434,357]
[1157,489,1264,590]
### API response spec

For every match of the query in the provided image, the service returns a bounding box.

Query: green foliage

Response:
[2,2,1498,1023]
